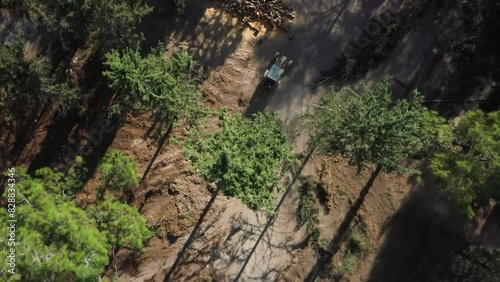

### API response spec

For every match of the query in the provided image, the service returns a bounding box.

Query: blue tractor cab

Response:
[263,52,293,88]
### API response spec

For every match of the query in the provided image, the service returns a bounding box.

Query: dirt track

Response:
[117,0,452,281]
[135,0,383,280]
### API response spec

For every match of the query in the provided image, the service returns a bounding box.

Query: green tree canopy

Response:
[184,109,294,212]
[0,168,109,282]
[90,197,153,251]
[430,110,500,217]
[0,164,152,281]
[103,43,204,125]
[13,0,152,49]
[303,75,427,173]
[98,150,140,201]
[419,108,454,152]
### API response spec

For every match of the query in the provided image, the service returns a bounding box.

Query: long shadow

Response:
[322,0,443,87]
[141,120,174,183]
[366,171,471,282]
[303,164,382,282]
[234,215,308,281]
[140,0,186,52]
[161,147,315,281]
[163,186,221,281]
[26,77,118,178]
[26,110,83,174]
[80,120,120,183]
[0,15,76,173]
[234,146,315,281]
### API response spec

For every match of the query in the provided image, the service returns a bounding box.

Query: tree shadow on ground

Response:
[303,164,383,282]
[245,0,383,118]
[477,204,500,248]
[161,182,305,281]
[0,104,48,170]
[221,211,309,281]
[162,147,314,281]
[140,0,244,74]
[163,186,221,281]
[231,147,315,281]
[141,118,174,183]
[26,111,83,174]
[26,81,119,184]
[244,82,275,118]
[366,170,472,282]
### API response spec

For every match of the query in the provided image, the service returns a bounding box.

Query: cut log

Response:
[212,0,295,30]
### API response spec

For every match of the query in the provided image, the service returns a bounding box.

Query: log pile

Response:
[213,0,295,30]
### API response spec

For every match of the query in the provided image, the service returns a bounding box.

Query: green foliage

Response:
[0,39,25,88]
[91,198,153,251]
[330,229,369,279]
[34,155,87,199]
[454,110,500,166]
[297,178,322,252]
[0,164,152,281]
[430,110,500,217]
[22,0,152,49]
[335,252,359,276]
[297,180,320,227]
[0,41,80,116]
[348,231,369,255]
[103,43,204,124]
[419,108,454,151]
[431,152,481,217]
[98,150,139,200]
[184,109,294,212]
[0,168,109,282]
[304,75,427,173]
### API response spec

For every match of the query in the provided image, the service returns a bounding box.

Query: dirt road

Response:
[247,0,386,123]
[212,1,387,280]
[120,0,448,281]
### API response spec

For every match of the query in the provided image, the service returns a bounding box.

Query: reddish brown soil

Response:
[2,0,496,281]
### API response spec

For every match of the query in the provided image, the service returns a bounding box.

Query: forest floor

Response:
[2,0,498,281]
[108,0,473,281]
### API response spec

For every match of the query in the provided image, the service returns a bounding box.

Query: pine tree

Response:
[0,165,153,281]
[90,197,153,251]
[0,168,109,282]
[98,150,139,201]
[184,109,294,212]
[303,75,427,174]
[0,41,80,118]
[103,43,205,126]
[430,110,500,217]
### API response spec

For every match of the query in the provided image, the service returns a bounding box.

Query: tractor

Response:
[263,52,293,88]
